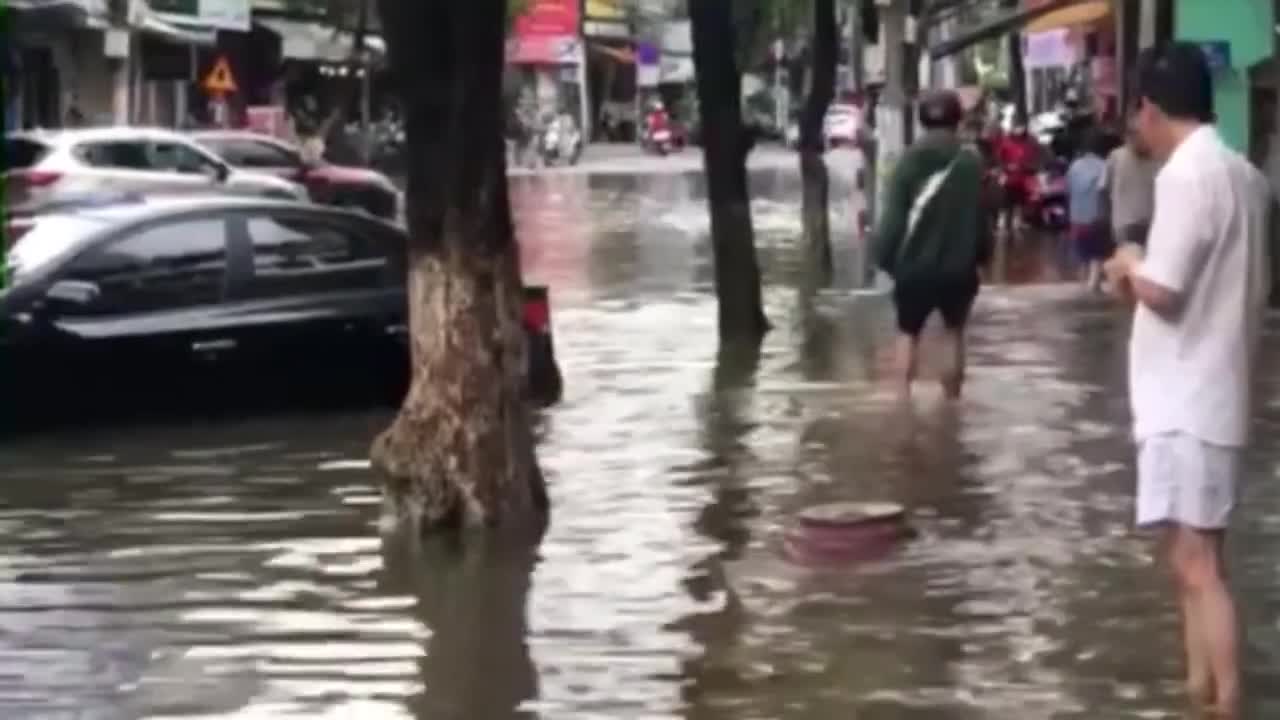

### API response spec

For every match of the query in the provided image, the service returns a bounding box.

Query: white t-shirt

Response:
[1129,126,1272,447]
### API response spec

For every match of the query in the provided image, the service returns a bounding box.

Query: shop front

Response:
[508,0,587,138]
[1173,0,1274,155]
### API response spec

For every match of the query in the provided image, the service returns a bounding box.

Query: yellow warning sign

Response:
[203,57,238,96]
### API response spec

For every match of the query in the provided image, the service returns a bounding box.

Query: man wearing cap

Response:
[1106,43,1271,717]
[874,89,992,399]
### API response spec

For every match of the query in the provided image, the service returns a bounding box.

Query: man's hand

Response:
[1103,244,1143,305]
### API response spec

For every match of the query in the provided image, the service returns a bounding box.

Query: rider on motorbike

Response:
[994,123,1042,234]
[646,101,671,135]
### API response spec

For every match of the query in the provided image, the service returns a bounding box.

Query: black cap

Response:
[918,89,963,130]
[1135,42,1215,123]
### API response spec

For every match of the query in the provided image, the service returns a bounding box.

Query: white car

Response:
[4,127,307,211]
[785,104,865,150]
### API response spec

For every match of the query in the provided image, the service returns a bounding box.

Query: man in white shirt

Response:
[1106,44,1271,718]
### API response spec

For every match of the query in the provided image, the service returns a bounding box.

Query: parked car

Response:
[189,130,400,220]
[0,197,562,426]
[2,128,306,212]
[784,104,866,150]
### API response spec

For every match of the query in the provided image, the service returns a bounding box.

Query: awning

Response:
[930,0,1098,60]
[256,17,385,63]
[1025,0,1110,34]
[139,14,218,46]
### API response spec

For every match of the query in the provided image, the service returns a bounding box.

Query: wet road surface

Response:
[5,161,1280,719]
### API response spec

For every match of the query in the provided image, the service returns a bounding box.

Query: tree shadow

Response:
[673,338,765,716]
[381,533,542,720]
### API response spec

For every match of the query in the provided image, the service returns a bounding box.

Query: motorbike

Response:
[642,123,676,156]
[1021,161,1069,231]
[538,115,583,167]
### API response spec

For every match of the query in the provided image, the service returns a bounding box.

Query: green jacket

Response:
[873,132,992,282]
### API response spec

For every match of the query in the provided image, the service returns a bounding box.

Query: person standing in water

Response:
[874,90,992,400]
[1105,43,1271,718]
[1066,130,1111,290]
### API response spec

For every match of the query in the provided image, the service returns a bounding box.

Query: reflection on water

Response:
[5,169,1280,718]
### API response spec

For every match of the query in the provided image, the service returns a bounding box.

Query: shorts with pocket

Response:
[1136,432,1240,530]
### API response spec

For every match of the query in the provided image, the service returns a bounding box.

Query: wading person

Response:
[1105,44,1271,718]
[874,90,991,400]
[1066,131,1111,291]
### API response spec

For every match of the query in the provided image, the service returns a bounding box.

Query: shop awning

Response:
[138,13,218,46]
[1025,0,1111,33]
[929,0,1098,60]
[256,17,385,63]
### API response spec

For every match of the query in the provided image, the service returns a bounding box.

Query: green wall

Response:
[1176,0,1274,152]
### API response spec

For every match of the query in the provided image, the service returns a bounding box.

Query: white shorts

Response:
[1136,433,1240,530]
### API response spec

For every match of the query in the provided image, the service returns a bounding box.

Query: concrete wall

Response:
[1176,0,1274,151]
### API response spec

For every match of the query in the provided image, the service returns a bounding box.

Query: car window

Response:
[149,142,218,175]
[243,214,393,298]
[3,138,52,171]
[57,218,228,316]
[76,141,154,170]
[202,138,300,168]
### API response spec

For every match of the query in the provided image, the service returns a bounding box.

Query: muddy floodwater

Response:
[6,159,1280,719]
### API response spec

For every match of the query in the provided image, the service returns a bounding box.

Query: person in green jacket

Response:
[873,90,993,400]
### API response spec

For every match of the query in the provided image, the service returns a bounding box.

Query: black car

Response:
[0,197,562,427]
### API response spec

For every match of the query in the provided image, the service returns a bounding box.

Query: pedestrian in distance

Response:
[873,89,993,401]
[1104,42,1272,719]
[1066,129,1111,291]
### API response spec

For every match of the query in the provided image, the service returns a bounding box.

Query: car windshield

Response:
[3,138,52,172]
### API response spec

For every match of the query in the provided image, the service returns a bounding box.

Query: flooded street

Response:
[6,157,1280,719]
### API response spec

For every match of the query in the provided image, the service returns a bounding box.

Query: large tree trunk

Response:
[798,0,837,288]
[371,0,547,537]
[689,0,769,342]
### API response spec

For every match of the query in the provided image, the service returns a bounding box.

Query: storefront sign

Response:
[1197,41,1232,71]
[507,35,580,65]
[150,0,251,32]
[246,106,287,138]
[1023,29,1076,69]
[513,0,580,39]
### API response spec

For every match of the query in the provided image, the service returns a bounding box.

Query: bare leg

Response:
[939,327,966,399]
[1170,526,1240,717]
[894,332,919,400]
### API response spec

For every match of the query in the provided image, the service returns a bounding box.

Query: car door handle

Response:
[191,338,237,353]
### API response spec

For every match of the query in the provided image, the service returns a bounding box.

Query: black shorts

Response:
[892,274,980,337]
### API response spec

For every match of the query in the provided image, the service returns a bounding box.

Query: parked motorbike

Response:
[642,126,675,156]
[538,115,583,167]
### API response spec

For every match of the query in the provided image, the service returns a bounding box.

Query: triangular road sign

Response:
[203,56,238,95]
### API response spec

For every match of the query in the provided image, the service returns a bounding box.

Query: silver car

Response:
[3,127,307,211]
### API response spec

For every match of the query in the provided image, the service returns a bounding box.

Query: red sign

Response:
[513,0,579,39]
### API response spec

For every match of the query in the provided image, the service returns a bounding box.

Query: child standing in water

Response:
[1067,131,1112,290]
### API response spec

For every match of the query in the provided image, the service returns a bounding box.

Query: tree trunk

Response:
[371,0,547,537]
[689,0,769,342]
[799,0,837,288]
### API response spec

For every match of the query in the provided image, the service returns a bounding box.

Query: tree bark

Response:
[799,0,837,288]
[371,0,547,537]
[689,0,769,343]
